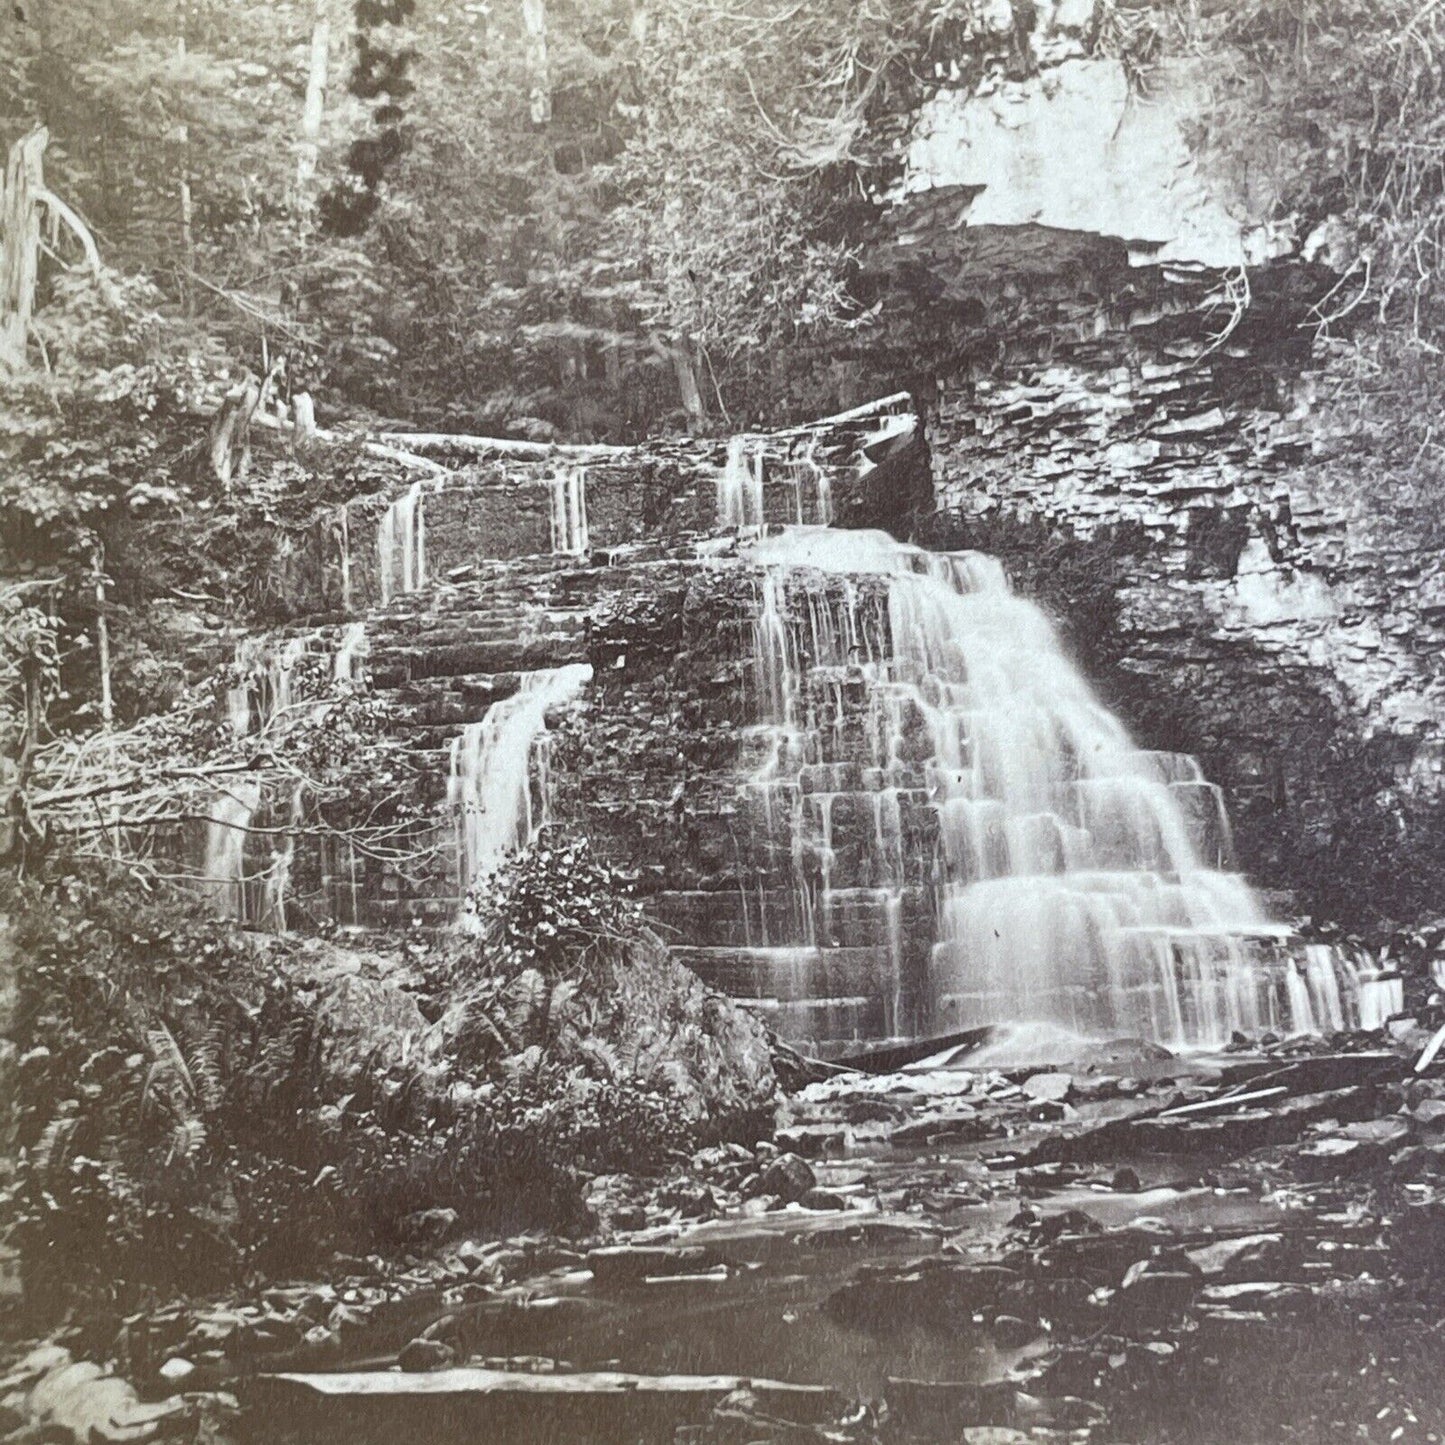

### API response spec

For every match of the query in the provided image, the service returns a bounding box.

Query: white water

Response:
[718,438,765,531]
[718,437,837,532]
[227,635,306,739]
[202,777,262,920]
[333,621,368,684]
[378,480,426,604]
[448,664,593,923]
[738,526,1361,1047]
[208,624,369,926]
[550,467,590,555]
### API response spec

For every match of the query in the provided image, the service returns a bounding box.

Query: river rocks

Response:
[1021,1072,1072,1103]
[751,1154,816,1204]
[585,1245,722,1287]
[398,1208,461,1247]
[398,1339,456,1373]
[1410,1097,1445,1132]
[989,1314,1040,1348]
[8,1352,188,1445]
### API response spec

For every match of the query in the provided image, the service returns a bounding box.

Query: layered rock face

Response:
[852,6,1445,922]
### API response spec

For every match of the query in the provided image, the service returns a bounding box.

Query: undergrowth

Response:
[0,838,772,1321]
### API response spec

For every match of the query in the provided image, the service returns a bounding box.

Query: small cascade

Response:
[257,782,306,932]
[378,480,426,604]
[227,635,307,739]
[734,526,1366,1048]
[336,505,353,613]
[202,777,262,920]
[207,623,371,927]
[718,437,765,531]
[448,663,593,923]
[550,466,590,555]
[333,621,368,684]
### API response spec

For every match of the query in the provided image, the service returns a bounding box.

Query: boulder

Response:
[1021,1072,1072,1103]
[398,1339,457,1373]
[754,1153,816,1204]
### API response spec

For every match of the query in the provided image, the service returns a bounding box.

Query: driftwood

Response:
[1,128,117,372]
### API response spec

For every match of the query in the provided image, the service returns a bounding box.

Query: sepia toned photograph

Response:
[2,1,1443,1441]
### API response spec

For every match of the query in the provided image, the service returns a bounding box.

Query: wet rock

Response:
[844,1097,906,1124]
[1295,1136,1371,1178]
[24,1357,186,1444]
[398,1338,456,1372]
[774,1124,846,1157]
[655,1179,719,1218]
[753,1153,816,1204]
[888,1111,993,1146]
[1110,1166,1142,1192]
[800,1188,847,1210]
[884,1377,1016,1431]
[295,1326,342,1365]
[325,1302,374,1338]
[1021,1072,1072,1103]
[1339,1116,1412,1147]
[1117,1260,1199,1319]
[586,1245,721,1286]
[1185,1233,1290,1280]
[155,1358,195,1389]
[1411,1098,1445,1133]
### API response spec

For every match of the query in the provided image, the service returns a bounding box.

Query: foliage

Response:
[468,833,643,978]
[1,843,769,1314]
[1191,0,1445,343]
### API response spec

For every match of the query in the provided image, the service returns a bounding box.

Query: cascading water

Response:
[719,438,765,531]
[735,525,1366,1048]
[448,663,593,926]
[206,624,369,927]
[333,621,368,684]
[718,438,836,532]
[550,467,590,555]
[202,777,263,920]
[378,480,426,604]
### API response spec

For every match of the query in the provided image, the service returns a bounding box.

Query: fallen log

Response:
[246,1367,840,1443]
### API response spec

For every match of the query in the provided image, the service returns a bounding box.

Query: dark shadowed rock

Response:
[398,1338,457,1373]
[754,1153,816,1203]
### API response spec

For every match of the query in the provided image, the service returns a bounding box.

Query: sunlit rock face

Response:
[900,58,1258,270]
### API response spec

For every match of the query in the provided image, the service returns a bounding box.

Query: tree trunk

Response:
[670,339,707,429]
[0,129,47,373]
[92,543,113,730]
[176,35,194,304]
[298,0,332,186]
[522,0,551,126]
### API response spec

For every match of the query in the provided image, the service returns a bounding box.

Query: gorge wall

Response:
[836,8,1445,931]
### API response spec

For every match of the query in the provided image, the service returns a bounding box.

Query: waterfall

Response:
[333,621,367,684]
[378,480,426,604]
[737,526,1362,1048]
[718,438,765,531]
[550,467,590,555]
[227,635,306,739]
[208,624,368,926]
[337,505,353,613]
[202,777,262,920]
[448,663,593,923]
